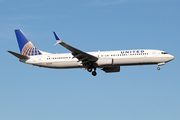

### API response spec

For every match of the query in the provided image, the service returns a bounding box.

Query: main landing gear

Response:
[87,67,97,76]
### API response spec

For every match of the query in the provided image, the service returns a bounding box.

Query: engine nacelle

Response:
[102,66,120,73]
[97,58,113,66]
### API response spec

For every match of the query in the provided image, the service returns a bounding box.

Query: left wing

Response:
[53,32,98,65]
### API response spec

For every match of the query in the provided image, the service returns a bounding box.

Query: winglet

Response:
[53,31,62,45]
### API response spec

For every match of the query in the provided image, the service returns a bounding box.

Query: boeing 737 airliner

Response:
[8,29,174,76]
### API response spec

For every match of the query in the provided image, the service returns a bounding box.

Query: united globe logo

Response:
[21,42,41,56]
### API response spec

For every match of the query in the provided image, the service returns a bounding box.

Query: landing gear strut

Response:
[92,67,97,76]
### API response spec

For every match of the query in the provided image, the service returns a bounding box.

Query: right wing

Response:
[53,32,98,65]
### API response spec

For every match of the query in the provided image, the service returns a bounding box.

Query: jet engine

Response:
[102,66,120,73]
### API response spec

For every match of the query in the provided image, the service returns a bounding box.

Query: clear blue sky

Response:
[1,0,180,120]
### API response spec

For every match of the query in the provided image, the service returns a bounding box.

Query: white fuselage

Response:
[23,49,174,69]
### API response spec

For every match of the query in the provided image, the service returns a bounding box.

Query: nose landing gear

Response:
[157,62,166,70]
[157,66,160,70]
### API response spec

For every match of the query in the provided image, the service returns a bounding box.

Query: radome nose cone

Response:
[170,55,175,61]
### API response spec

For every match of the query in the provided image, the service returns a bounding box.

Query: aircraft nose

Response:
[170,55,175,61]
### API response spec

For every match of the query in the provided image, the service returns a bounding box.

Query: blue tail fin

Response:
[15,29,42,56]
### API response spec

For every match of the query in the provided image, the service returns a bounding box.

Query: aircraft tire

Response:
[87,67,92,72]
[157,67,160,70]
[92,71,97,76]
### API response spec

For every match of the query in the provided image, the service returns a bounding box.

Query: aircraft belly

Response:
[113,57,153,65]
[41,61,81,68]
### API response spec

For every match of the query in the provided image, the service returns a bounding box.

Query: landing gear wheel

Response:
[87,67,92,72]
[92,71,97,76]
[157,67,160,70]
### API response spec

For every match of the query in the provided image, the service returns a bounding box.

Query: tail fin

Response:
[15,29,42,56]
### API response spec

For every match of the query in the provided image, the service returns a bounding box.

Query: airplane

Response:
[7,29,174,76]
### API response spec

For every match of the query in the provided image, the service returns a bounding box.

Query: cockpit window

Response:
[161,52,168,54]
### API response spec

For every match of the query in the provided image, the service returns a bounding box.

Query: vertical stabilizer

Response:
[15,29,42,56]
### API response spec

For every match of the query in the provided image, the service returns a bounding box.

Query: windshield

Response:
[161,52,168,54]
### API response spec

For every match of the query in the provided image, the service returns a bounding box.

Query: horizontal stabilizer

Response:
[7,50,29,59]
